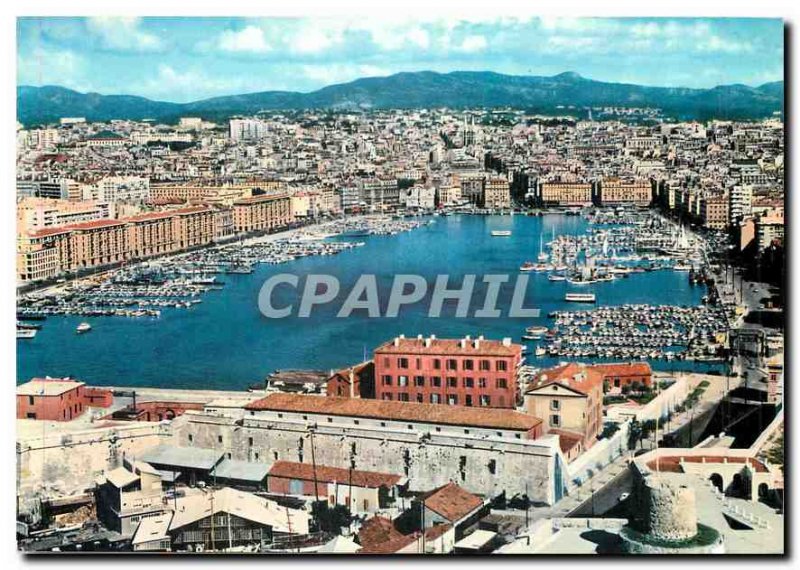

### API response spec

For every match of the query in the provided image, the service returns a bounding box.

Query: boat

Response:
[548,274,566,281]
[17,329,36,339]
[519,261,536,272]
[76,322,92,334]
[673,263,692,271]
[535,346,547,357]
[16,321,41,330]
[521,334,539,341]
[491,230,512,237]
[565,293,596,303]
[525,326,549,336]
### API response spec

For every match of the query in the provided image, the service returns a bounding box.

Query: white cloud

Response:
[18,47,84,87]
[86,17,164,52]
[301,63,390,86]
[218,25,272,53]
[457,35,487,53]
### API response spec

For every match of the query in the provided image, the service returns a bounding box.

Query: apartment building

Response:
[599,179,652,206]
[539,182,593,206]
[373,335,523,409]
[232,193,292,233]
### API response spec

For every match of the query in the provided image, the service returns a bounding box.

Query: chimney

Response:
[430,334,436,340]
[424,337,431,348]
[393,337,400,347]
[474,339,480,349]
[478,335,485,341]
[502,337,511,347]
[417,334,423,340]
[459,339,466,349]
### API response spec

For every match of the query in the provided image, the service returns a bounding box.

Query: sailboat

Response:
[537,235,548,262]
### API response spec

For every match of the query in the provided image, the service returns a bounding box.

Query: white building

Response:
[94,176,151,203]
[229,118,268,142]
[400,185,435,210]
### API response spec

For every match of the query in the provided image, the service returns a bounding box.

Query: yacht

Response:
[519,261,536,272]
[565,293,596,303]
[491,230,512,237]
[525,326,549,336]
[17,329,36,339]
[76,322,92,334]
[534,346,547,357]
[548,274,567,282]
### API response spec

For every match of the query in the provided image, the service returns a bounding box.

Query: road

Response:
[570,469,633,517]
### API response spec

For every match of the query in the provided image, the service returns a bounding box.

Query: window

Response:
[382,393,393,401]
[550,414,561,427]
[398,357,409,369]
[480,360,491,371]
[496,360,508,372]
[188,434,193,443]
[446,359,458,370]
[463,377,474,388]
[28,396,34,406]
[248,437,254,446]
[447,394,458,405]
[463,359,474,371]
[382,375,393,386]
[430,394,441,404]
[431,376,442,387]
[488,459,497,475]
[433,359,441,370]
[354,419,360,425]
[416,393,424,403]
[327,417,333,423]
[478,378,487,388]
[480,395,491,407]
[398,376,408,387]
[447,377,457,388]
[415,358,422,369]
[399,393,410,402]
[383,357,390,367]
[550,399,561,411]
[465,395,473,407]
[496,378,508,389]
[414,376,425,387]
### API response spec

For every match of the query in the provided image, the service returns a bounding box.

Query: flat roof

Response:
[17,378,84,397]
[139,445,223,471]
[454,529,497,550]
[245,393,542,432]
[375,336,520,357]
[211,458,269,483]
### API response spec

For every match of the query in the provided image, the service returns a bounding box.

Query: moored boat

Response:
[76,322,92,334]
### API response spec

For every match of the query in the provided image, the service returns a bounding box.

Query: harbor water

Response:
[17,214,716,389]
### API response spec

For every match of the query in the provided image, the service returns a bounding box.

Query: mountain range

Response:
[17,71,784,126]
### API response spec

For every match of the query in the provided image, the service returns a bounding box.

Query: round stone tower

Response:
[643,480,698,541]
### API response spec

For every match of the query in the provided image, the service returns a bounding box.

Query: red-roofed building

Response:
[357,516,422,554]
[524,362,604,449]
[326,361,375,399]
[373,335,523,408]
[267,461,406,514]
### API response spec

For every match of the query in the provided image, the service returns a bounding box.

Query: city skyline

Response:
[18,17,783,102]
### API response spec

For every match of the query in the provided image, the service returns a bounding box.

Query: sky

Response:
[17,17,784,103]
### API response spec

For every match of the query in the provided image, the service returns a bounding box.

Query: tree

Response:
[766,433,784,474]
[628,420,642,450]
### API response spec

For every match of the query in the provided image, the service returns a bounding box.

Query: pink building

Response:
[373,335,522,408]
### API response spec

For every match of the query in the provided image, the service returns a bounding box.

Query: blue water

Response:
[17,215,713,389]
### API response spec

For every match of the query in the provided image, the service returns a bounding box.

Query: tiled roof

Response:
[590,362,652,377]
[245,393,542,432]
[420,482,484,522]
[357,516,420,554]
[375,336,520,357]
[268,461,402,489]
